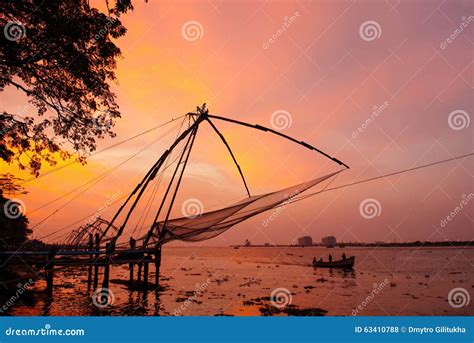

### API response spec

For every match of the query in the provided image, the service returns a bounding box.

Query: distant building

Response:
[297,236,313,246]
[321,236,337,247]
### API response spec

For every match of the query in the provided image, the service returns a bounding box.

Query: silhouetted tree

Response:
[0,0,138,179]
[0,173,26,195]
[0,195,31,248]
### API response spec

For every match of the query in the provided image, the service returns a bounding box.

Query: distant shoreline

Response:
[231,241,473,248]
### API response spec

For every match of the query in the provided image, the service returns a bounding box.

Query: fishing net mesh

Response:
[139,171,340,244]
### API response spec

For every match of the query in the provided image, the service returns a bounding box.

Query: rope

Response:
[19,114,187,185]
[37,151,192,242]
[29,127,179,231]
[286,152,474,205]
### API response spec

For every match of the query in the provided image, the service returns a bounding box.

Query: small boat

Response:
[313,256,355,269]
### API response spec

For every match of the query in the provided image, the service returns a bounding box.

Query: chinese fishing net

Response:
[139,170,341,244]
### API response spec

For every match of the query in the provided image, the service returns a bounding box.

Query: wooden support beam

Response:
[137,263,142,284]
[143,255,149,290]
[46,249,56,295]
[154,245,161,287]
[87,233,93,289]
[93,233,99,289]
[102,243,111,290]
[129,237,136,284]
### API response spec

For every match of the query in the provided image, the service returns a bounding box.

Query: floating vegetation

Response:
[259,304,327,316]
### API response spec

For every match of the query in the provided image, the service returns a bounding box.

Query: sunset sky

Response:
[1,0,473,245]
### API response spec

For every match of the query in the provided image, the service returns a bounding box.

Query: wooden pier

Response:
[0,244,162,295]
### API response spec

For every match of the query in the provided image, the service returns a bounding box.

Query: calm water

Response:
[6,246,474,316]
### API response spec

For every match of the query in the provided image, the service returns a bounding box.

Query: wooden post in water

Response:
[93,233,100,288]
[143,254,149,290]
[129,237,136,284]
[155,246,161,287]
[87,233,93,289]
[102,243,111,289]
[46,249,56,295]
[137,262,142,284]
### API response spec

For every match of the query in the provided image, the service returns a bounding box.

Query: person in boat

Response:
[342,253,346,260]
[328,254,333,262]
[313,257,324,264]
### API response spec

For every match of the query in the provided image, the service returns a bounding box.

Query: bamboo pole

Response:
[129,237,136,284]
[154,245,161,287]
[93,233,99,288]
[143,254,149,290]
[87,233,93,289]
[102,243,111,289]
[46,249,56,295]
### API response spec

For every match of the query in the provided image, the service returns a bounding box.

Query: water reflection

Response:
[5,247,472,316]
[329,268,356,279]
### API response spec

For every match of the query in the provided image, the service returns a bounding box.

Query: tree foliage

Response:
[0,0,136,176]
[0,173,26,195]
[0,195,31,248]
